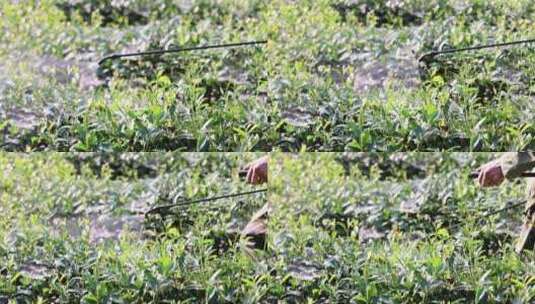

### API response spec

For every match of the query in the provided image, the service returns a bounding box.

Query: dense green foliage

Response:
[2,153,535,302]
[0,153,268,303]
[270,153,535,302]
[1,0,534,151]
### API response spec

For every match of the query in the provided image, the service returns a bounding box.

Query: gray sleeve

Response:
[498,152,535,179]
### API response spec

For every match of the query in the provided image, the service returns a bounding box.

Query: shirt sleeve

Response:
[498,152,535,179]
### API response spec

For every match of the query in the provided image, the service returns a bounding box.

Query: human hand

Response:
[244,157,268,185]
[478,162,505,187]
